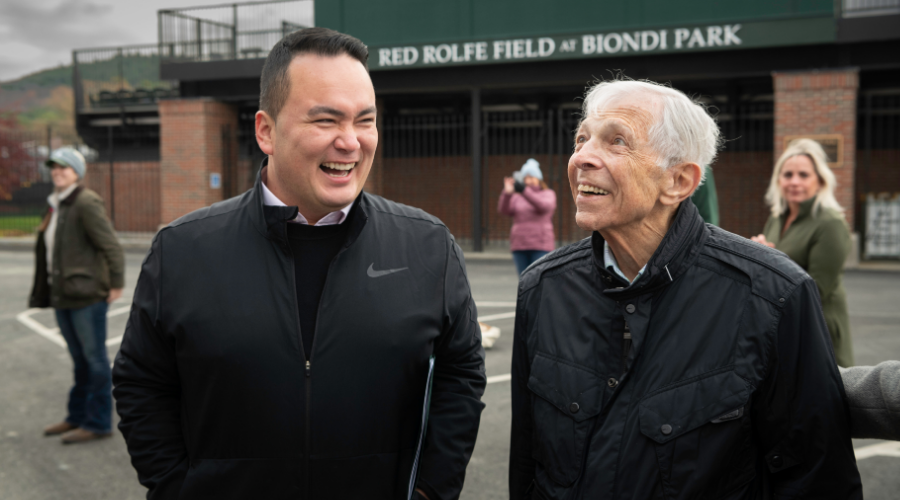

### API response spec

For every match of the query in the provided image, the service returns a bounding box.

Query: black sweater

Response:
[286,218,350,357]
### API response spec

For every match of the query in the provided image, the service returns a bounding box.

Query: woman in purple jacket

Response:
[498,158,557,275]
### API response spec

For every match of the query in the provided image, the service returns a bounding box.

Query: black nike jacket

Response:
[113,168,486,500]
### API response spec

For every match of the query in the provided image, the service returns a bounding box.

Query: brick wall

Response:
[85,161,160,232]
[773,69,859,226]
[713,151,775,239]
[159,98,238,225]
[381,154,589,248]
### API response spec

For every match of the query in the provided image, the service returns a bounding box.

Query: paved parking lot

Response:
[1,248,898,499]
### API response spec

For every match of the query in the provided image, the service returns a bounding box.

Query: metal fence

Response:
[0,128,51,236]
[858,89,900,256]
[73,44,178,112]
[843,0,900,16]
[379,95,776,249]
[158,0,314,64]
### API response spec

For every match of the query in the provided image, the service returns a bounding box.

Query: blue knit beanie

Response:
[519,158,542,181]
[45,147,87,179]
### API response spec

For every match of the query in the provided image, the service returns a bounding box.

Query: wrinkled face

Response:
[263,53,377,217]
[778,155,822,206]
[568,94,667,232]
[50,164,79,191]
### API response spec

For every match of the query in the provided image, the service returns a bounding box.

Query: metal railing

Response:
[73,44,178,112]
[158,0,314,64]
[843,0,900,16]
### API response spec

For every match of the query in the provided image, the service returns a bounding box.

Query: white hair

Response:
[765,138,844,217]
[581,79,721,183]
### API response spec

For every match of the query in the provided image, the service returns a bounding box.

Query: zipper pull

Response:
[305,360,311,377]
[622,321,632,374]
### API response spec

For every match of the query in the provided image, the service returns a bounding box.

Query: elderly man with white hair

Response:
[508,79,862,499]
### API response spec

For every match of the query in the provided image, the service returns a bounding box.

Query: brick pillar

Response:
[773,68,859,227]
[159,98,238,226]
[364,98,385,196]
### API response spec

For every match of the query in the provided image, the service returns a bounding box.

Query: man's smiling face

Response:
[258,52,377,222]
[567,93,667,232]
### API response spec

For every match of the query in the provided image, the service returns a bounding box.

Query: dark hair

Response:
[259,27,369,120]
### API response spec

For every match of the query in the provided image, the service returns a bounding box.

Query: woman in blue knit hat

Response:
[498,158,557,275]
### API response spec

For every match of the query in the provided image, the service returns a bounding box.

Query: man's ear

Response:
[660,162,703,206]
[255,110,275,155]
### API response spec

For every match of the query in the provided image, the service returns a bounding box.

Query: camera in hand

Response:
[512,171,526,193]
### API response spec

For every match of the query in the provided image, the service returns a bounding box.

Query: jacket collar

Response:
[252,159,369,248]
[52,184,83,207]
[781,197,816,223]
[592,200,708,298]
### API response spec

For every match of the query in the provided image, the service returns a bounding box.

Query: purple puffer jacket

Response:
[497,187,557,252]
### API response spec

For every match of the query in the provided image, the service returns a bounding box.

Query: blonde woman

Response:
[751,139,854,366]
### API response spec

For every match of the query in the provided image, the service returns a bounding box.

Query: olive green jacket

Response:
[762,198,853,367]
[29,186,124,310]
[691,167,719,226]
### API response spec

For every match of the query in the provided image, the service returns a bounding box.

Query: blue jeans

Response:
[55,301,112,434]
[512,250,550,276]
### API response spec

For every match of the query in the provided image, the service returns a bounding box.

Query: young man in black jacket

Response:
[113,28,485,500]
[509,79,862,499]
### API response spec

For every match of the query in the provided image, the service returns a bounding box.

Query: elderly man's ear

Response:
[659,162,703,206]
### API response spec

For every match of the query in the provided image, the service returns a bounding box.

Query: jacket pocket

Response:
[61,267,99,299]
[639,370,755,500]
[527,353,605,487]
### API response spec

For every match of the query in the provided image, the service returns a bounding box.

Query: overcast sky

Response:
[0,0,241,82]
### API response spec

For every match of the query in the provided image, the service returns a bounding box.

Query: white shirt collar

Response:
[261,179,353,226]
[47,183,79,209]
[603,240,646,284]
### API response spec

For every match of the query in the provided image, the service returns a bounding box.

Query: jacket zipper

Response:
[282,232,310,496]
[305,358,311,499]
[302,228,358,498]
[622,321,632,374]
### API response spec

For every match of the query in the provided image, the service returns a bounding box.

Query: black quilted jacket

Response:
[509,201,862,500]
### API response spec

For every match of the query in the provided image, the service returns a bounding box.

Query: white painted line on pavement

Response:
[476,301,517,308]
[16,308,65,348]
[478,311,516,322]
[487,373,511,384]
[108,305,131,318]
[17,302,133,349]
[855,441,900,460]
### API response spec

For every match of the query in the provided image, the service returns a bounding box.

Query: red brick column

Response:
[773,69,859,227]
[159,98,238,225]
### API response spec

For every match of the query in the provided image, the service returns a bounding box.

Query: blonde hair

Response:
[765,138,843,217]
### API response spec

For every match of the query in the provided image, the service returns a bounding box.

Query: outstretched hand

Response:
[750,234,775,248]
[503,177,515,194]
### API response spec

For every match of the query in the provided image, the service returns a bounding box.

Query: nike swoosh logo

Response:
[367,263,409,278]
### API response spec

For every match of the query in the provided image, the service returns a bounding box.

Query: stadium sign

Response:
[370,17,834,70]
